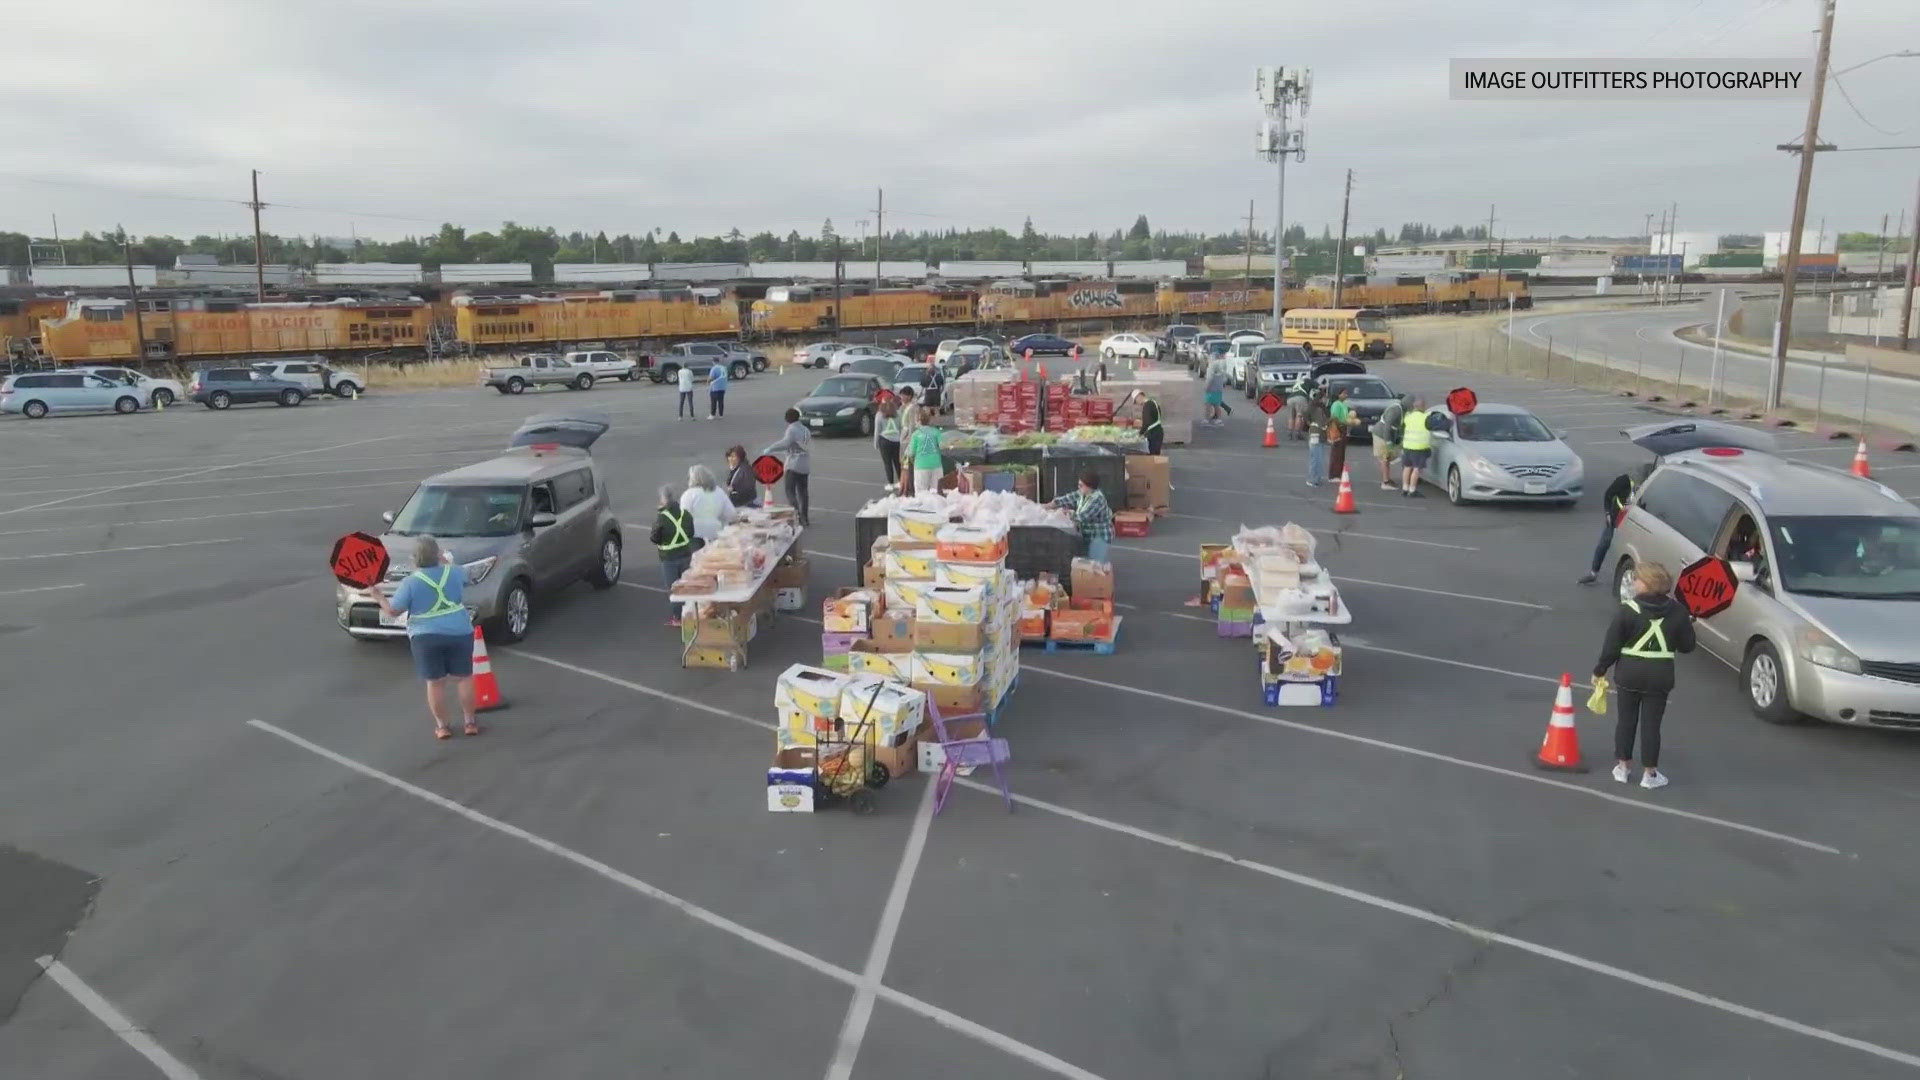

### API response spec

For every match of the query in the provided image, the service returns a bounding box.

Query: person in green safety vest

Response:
[650,484,699,627]
[372,535,479,741]
[1140,393,1164,456]
[1397,396,1432,497]
[1592,560,1696,790]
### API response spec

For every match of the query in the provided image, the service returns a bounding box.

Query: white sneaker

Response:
[1611,763,1632,784]
[1639,770,1669,790]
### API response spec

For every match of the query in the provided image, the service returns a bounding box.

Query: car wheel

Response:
[649,368,666,384]
[209,391,232,410]
[752,356,768,372]
[731,360,749,381]
[331,383,356,398]
[1446,466,1466,505]
[1612,556,1637,605]
[588,534,622,589]
[619,371,634,382]
[1103,348,1116,360]
[151,388,174,408]
[1744,641,1803,725]
[22,400,48,419]
[1349,345,1362,357]
[490,579,532,644]
[506,377,526,394]
[278,389,303,407]
[494,385,512,395]
[574,373,595,391]
[858,410,874,437]
[113,395,139,414]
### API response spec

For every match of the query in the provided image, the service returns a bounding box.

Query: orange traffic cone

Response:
[1534,673,1586,772]
[471,626,507,712]
[1332,466,1357,513]
[1036,361,1048,381]
[1851,439,1871,478]
[1262,416,1278,448]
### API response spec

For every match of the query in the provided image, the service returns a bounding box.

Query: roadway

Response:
[3,359,1920,1078]
[1503,289,1920,437]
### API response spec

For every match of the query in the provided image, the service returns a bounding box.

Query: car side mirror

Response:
[380,510,396,524]
[1730,560,1757,583]
[530,512,558,529]
[1431,429,1452,440]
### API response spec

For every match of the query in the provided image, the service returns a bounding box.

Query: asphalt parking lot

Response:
[4,355,1920,1079]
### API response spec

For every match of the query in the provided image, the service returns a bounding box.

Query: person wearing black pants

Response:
[1593,560,1695,790]
[1141,393,1164,456]
[875,399,903,490]
[761,407,813,527]
[1579,463,1652,585]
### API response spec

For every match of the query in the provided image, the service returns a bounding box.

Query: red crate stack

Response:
[992,380,1041,433]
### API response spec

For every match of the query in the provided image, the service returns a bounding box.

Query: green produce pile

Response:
[939,430,989,449]
[1062,425,1147,445]
[996,432,1061,448]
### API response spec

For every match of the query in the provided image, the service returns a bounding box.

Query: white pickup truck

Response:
[250,359,367,397]
[482,354,599,394]
[560,350,640,382]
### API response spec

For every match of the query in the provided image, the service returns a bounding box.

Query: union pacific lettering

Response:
[255,313,329,330]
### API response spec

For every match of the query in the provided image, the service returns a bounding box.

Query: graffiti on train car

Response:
[1068,288,1123,310]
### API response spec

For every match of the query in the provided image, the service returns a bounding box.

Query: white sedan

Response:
[1100,333,1156,360]
[69,366,185,408]
[828,344,911,372]
[931,339,963,365]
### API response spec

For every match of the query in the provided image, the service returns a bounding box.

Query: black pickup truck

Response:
[893,327,952,362]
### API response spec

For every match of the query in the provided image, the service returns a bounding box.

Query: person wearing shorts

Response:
[374,535,480,740]
[1372,394,1408,490]
[1399,396,1433,497]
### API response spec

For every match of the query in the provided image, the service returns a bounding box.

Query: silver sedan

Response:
[1426,403,1585,506]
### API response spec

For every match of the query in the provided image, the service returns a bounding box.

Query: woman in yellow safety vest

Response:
[650,484,699,627]
[372,535,480,740]
[1397,396,1432,497]
[1592,560,1696,790]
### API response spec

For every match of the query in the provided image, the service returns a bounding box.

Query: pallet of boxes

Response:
[1019,555,1121,653]
[767,661,926,813]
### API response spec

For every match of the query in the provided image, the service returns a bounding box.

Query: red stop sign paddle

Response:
[1258,391,1283,415]
[1676,555,1738,619]
[330,531,390,590]
[1446,387,1478,415]
[751,454,786,485]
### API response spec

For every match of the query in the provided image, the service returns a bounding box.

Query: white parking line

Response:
[1108,544,1551,610]
[946,783,1916,1072]
[0,538,242,562]
[0,582,85,596]
[1020,665,1842,856]
[34,957,203,1080]
[487,654,1898,1070]
[245,719,1108,1080]
[0,504,349,538]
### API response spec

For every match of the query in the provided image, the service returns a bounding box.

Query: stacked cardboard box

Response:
[1054,394,1116,429]
[993,380,1042,434]
[1216,565,1257,638]
[950,370,1015,428]
[1053,558,1118,643]
[768,664,931,811]
[916,522,1020,717]
[1041,383,1070,433]
[1124,455,1171,518]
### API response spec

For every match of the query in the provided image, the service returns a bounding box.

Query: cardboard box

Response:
[883,542,938,581]
[775,586,806,611]
[838,677,926,745]
[1050,608,1112,640]
[916,583,985,625]
[913,681,986,717]
[917,717,993,771]
[914,650,984,686]
[1018,608,1050,639]
[936,523,1010,564]
[884,577,935,613]
[1070,558,1114,601]
[771,555,810,589]
[777,704,839,749]
[868,606,914,648]
[1112,511,1152,538]
[821,630,862,656]
[863,563,886,590]
[1125,455,1171,513]
[848,639,915,681]
[934,559,1004,591]
[822,588,874,635]
[775,664,848,720]
[767,748,817,812]
[914,618,985,653]
[888,506,947,542]
[1068,597,1114,616]
[872,721,925,779]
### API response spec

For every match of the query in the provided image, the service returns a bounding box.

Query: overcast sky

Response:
[4,0,1915,246]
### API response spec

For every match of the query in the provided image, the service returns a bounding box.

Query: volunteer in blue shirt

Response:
[373,535,481,740]
[707,360,728,419]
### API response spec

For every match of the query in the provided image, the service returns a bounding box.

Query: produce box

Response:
[775,664,848,720]
[1125,455,1171,516]
[1070,557,1114,601]
[936,523,1010,564]
[883,543,938,581]
[848,640,915,681]
[1050,608,1113,641]
[872,722,924,779]
[869,606,914,648]
[822,588,875,635]
[767,748,818,812]
[838,676,926,745]
[916,584,985,625]
[914,619,985,653]
[1113,510,1152,538]
[914,651,984,687]
[914,681,986,718]
[888,506,947,542]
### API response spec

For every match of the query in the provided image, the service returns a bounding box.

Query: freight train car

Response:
[38,297,434,363]
[452,287,741,351]
[1155,279,1278,318]
[977,279,1159,324]
[2,296,70,358]
[749,285,975,333]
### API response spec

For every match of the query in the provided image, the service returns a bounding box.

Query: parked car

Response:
[1010,333,1078,357]
[827,344,910,373]
[338,412,621,644]
[190,367,308,409]
[1316,373,1398,441]
[893,363,946,409]
[69,366,184,408]
[714,341,770,373]
[251,358,367,397]
[483,354,596,394]
[559,350,641,382]
[842,356,906,382]
[1200,339,1233,372]
[1100,333,1157,360]
[796,342,847,368]
[1424,403,1583,506]
[1226,337,1266,387]
[1163,324,1202,356]
[932,339,964,365]
[1,371,147,418]
[943,344,995,377]
[795,373,886,436]
[895,328,951,361]
[1190,333,1228,370]
[1243,344,1314,398]
[656,342,754,383]
[1610,443,1920,727]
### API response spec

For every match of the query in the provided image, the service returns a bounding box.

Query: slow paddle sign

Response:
[1258,391,1283,415]
[874,387,897,406]
[1676,555,1738,619]
[330,531,390,590]
[751,454,786,485]
[1446,387,1478,415]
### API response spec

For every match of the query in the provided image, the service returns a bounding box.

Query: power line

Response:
[1827,73,1905,136]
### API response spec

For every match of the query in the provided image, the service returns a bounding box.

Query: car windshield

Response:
[1767,516,1920,599]
[390,484,526,538]
[1331,379,1393,399]
[814,377,874,397]
[1457,412,1554,442]
[1255,346,1307,365]
[1356,313,1390,332]
[1206,341,1231,356]
[1168,326,1199,339]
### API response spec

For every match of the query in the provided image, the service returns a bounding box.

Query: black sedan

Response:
[188,367,307,410]
[1010,333,1078,357]
[794,373,886,437]
[1319,374,1399,442]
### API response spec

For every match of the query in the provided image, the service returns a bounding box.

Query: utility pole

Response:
[1642,213,1652,251]
[1243,200,1256,289]
[122,227,146,363]
[873,188,884,290]
[1770,0,1837,411]
[831,234,844,337]
[249,169,266,303]
[1483,204,1496,276]
[1333,168,1354,308]
[1256,66,1311,335]
[1664,202,1678,304]
[51,213,60,242]
[1903,174,1920,349]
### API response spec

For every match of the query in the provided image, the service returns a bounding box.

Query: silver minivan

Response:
[0,372,146,418]
[1609,447,1920,727]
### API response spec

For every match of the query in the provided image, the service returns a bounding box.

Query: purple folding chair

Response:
[924,698,1012,814]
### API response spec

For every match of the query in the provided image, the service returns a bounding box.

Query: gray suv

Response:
[337,413,622,643]
[1609,447,1920,727]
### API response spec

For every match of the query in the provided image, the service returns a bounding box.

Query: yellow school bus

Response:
[1279,308,1393,358]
